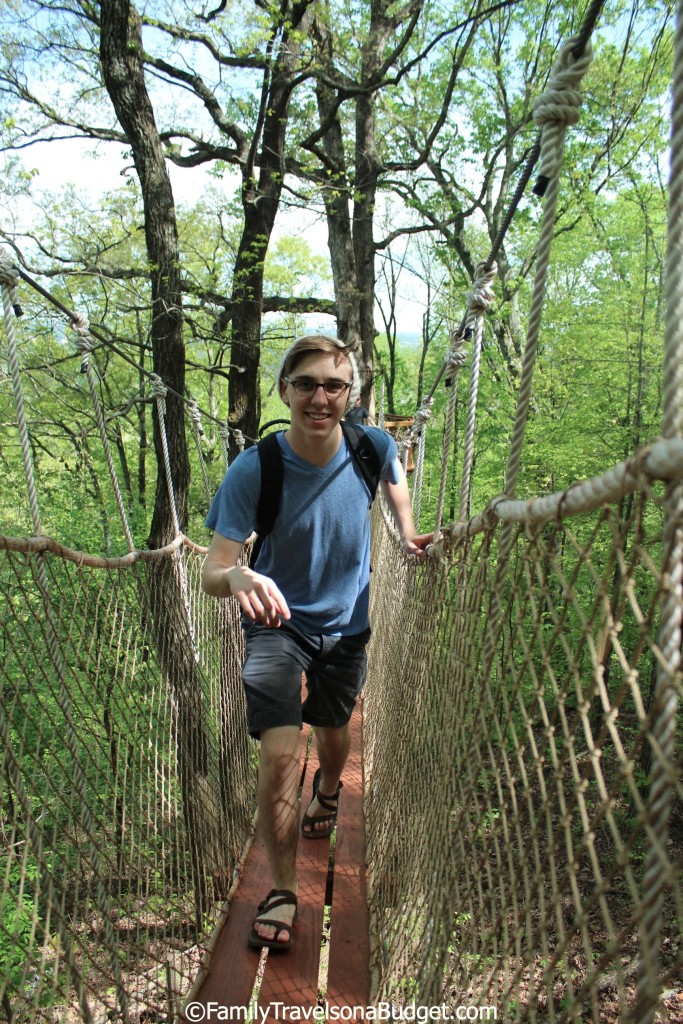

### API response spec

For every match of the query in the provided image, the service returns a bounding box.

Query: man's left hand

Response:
[402,533,433,559]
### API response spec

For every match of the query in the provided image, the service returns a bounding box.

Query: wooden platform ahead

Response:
[182,701,369,1020]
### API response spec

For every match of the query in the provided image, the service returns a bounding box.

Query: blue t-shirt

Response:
[205,426,400,636]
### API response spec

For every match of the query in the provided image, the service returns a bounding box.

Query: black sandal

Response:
[248,888,298,950]
[301,767,343,839]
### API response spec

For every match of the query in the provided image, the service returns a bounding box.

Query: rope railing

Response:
[362,6,679,1021]
[1,257,132,1021]
[409,396,433,525]
[188,398,214,505]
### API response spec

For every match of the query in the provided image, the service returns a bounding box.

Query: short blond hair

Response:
[277,335,362,409]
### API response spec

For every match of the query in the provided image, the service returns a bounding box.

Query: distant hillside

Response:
[398,331,421,346]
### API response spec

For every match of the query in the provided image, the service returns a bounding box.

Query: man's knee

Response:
[259,726,300,786]
[315,723,350,748]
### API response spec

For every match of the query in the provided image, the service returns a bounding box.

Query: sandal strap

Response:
[253,917,293,939]
[302,809,336,825]
[312,767,343,797]
[315,788,342,812]
[257,888,298,914]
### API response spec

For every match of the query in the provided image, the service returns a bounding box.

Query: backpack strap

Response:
[340,420,382,505]
[249,431,284,568]
[249,423,383,568]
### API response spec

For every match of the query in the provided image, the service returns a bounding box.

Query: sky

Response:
[5,134,429,337]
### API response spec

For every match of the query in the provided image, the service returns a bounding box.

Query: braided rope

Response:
[533,38,594,186]
[635,1,683,1019]
[149,374,182,540]
[219,422,232,468]
[410,397,434,527]
[504,39,593,500]
[188,398,213,504]
[377,373,386,429]
[71,313,136,551]
[219,423,246,468]
[1,254,43,536]
[432,339,468,542]
[0,255,23,315]
[399,435,411,475]
[419,30,597,552]
[459,262,497,523]
[149,374,200,667]
[441,439,681,537]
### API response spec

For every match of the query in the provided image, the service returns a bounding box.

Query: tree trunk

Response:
[227,1,314,459]
[312,13,362,351]
[100,0,227,925]
[312,0,423,406]
[100,0,189,547]
[354,82,380,375]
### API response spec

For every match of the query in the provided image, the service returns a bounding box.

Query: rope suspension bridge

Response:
[0,5,681,1023]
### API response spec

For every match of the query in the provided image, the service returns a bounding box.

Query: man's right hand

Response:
[225,565,291,628]
[202,532,291,628]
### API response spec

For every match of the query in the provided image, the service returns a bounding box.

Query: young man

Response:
[201,335,431,950]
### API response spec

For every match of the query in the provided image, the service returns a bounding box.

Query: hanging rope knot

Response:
[232,429,245,452]
[71,312,94,373]
[149,373,168,416]
[219,424,232,444]
[533,37,593,186]
[466,261,498,321]
[413,398,434,433]
[0,253,23,316]
[187,399,204,436]
[444,347,468,370]
[443,336,468,387]
[397,435,412,460]
[427,533,446,563]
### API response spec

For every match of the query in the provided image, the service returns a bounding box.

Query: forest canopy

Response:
[0,0,675,551]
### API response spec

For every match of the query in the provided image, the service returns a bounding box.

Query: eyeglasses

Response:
[284,377,353,398]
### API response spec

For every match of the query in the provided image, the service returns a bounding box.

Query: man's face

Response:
[280,351,353,439]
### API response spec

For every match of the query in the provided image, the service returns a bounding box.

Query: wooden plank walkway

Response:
[182,700,370,1021]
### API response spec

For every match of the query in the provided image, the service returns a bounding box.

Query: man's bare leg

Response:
[302,724,350,835]
[252,725,300,943]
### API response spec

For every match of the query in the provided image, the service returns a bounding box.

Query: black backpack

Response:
[249,420,383,568]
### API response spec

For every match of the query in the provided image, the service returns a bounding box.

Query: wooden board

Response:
[256,750,329,1018]
[188,725,314,1013]
[326,702,370,1007]
[185,701,370,1020]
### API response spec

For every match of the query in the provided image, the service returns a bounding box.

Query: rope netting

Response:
[0,2,681,1021]
[0,538,255,1021]
[364,457,682,1022]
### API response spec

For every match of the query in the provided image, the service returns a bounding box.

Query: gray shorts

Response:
[241,620,371,739]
